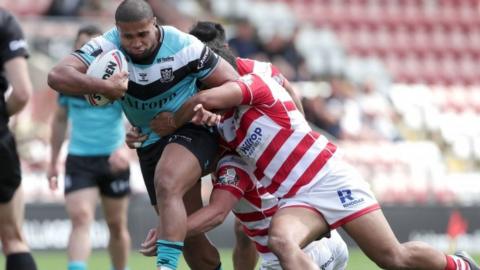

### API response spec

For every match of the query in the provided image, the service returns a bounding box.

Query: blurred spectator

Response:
[302,78,343,139]
[148,0,195,31]
[46,0,84,16]
[357,79,402,141]
[228,17,262,58]
[303,75,403,142]
[263,33,305,81]
[2,0,52,16]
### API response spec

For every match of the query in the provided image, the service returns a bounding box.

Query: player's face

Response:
[117,18,159,61]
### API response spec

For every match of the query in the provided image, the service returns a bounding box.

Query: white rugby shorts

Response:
[278,154,380,228]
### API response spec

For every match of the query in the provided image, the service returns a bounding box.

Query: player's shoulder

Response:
[0,8,16,26]
[235,57,255,75]
[238,73,271,89]
[162,25,194,45]
[75,27,120,61]
[0,8,23,37]
[161,25,204,54]
[100,27,122,48]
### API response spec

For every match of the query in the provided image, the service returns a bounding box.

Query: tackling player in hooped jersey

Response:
[152,30,480,270]
[139,154,349,270]
[47,1,239,270]
[202,155,348,270]
[140,153,349,270]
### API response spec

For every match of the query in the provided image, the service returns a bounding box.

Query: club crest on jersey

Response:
[218,168,238,186]
[160,67,174,83]
[139,72,148,82]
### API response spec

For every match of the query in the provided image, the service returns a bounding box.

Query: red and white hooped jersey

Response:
[213,154,279,261]
[218,73,337,198]
[235,57,285,86]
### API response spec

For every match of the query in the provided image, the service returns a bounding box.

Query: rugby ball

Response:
[84,49,128,106]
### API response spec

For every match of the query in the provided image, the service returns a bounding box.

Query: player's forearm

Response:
[49,118,67,165]
[173,98,198,128]
[6,89,30,116]
[186,207,227,237]
[48,65,106,95]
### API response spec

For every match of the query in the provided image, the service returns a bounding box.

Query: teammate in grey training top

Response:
[47,1,238,270]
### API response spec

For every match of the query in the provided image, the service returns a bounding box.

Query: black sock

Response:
[6,252,37,270]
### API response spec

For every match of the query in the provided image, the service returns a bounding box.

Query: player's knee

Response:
[69,208,94,228]
[106,218,128,239]
[154,174,183,198]
[268,234,293,257]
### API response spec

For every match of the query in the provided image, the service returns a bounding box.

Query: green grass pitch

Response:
[1,249,478,270]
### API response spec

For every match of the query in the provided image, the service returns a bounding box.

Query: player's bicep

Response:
[58,54,89,74]
[209,189,240,216]
[200,57,239,88]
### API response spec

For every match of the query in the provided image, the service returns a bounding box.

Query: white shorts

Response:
[304,230,349,270]
[259,230,348,270]
[278,155,380,228]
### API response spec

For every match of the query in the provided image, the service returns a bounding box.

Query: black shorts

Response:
[0,131,21,203]
[137,123,219,205]
[65,154,130,198]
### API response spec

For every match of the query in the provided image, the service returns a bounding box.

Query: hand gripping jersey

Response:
[214,155,348,270]
[73,26,219,147]
[218,73,337,199]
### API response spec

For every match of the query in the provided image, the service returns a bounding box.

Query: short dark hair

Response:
[77,25,102,38]
[213,43,237,71]
[189,21,226,44]
[189,21,237,70]
[115,0,154,23]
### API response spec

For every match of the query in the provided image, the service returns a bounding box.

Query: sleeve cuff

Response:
[235,80,251,105]
[213,185,243,199]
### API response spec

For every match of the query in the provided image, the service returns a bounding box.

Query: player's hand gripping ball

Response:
[85,49,128,106]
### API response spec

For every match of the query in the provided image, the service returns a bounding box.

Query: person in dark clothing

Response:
[0,8,38,270]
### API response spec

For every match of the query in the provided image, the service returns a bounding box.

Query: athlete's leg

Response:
[154,143,203,269]
[101,196,130,270]
[343,209,453,270]
[0,188,29,253]
[65,188,98,264]
[268,207,329,270]
[0,132,37,270]
[233,218,258,270]
[0,188,37,270]
[182,181,221,270]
